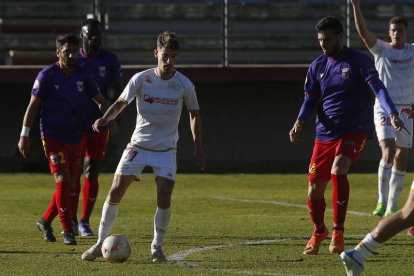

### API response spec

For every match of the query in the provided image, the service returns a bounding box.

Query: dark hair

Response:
[82,18,101,28]
[315,16,343,35]
[56,33,79,50]
[390,16,408,28]
[157,31,180,51]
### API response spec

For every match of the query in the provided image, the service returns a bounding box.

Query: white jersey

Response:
[370,39,414,105]
[119,68,199,151]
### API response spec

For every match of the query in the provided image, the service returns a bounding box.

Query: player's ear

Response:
[56,49,60,57]
[154,49,158,58]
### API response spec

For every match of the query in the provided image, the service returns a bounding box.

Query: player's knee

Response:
[157,197,171,209]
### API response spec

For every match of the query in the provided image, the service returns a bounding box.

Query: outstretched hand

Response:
[92,117,108,133]
[391,112,410,135]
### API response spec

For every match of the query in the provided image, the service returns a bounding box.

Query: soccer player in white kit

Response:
[81,31,206,263]
[351,0,414,224]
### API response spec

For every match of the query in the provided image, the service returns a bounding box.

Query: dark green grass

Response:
[1,173,414,275]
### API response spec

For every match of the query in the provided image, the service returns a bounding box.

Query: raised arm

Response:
[350,0,377,49]
[189,110,206,171]
[18,95,42,158]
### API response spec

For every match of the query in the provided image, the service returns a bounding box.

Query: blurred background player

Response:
[350,0,414,221]
[18,33,109,245]
[289,16,407,255]
[68,18,124,237]
[81,31,206,262]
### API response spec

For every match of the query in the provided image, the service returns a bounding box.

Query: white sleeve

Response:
[369,39,384,56]
[119,73,141,104]
[184,81,199,110]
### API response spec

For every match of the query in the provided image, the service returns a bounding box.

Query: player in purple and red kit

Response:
[289,16,408,255]
[18,33,109,245]
[68,19,124,237]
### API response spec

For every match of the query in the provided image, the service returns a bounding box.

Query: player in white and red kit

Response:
[289,16,407,256]
[68,19,124,237]
[82,31,206,262]
[351,0,414,221]
[18,33,109,245]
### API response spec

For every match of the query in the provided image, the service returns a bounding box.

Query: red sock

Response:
[308,196,326,232]
[331,174,349,229]
[70,173,81,220]
[56,181,72,231]
[81,177,99,221]
[43,191,59,223]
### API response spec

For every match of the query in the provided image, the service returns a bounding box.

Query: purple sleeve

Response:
[298,93,319,121]
[31,71,47,99]
[110,56,123,83]
[369,78,398,115]
[85,71,100,98]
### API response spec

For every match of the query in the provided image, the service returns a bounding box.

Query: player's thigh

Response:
[308,140,337,183]
[114,143,147,181]
[375,103,396,143]
[41,136,72,174]
[334,131,368,172]
[83,129,109,161]
[150,149,177,182]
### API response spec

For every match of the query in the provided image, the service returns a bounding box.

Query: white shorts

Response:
[374,103,413,148]
[115,143,177,181]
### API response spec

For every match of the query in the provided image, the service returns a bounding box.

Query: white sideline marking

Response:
[168,237,312,276]
[213,197,372,217]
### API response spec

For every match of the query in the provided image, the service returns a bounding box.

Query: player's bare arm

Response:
[289,118,304,144]
[93,92,110,115]
[18,95,42,158]
[189,109,206,171]
[390,112,410,135]
[350,0,377,49]
[93,99,127,132]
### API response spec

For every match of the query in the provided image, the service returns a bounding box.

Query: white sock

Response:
[151,206,171,251]
[378,160,392,204]
[97,199,119,244]
[353,233,383,263]
[387,168,405,211]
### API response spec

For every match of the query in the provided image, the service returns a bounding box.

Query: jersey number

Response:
[125,148,138,161]
[380,116,392,126]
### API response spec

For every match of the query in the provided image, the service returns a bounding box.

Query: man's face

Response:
[57,43,78,71]
[154,46,179,75]
[318,29,343,57]
[389,23,408,46]
[81,24,102,52]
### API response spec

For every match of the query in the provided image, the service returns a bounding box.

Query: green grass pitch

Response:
[2,173,414,275]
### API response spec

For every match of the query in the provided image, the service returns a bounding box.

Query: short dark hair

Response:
[390,16,408,28]
[315,16,343,35]
[82,18,101,28]
[157,31,180,51]
[56,33,79,51]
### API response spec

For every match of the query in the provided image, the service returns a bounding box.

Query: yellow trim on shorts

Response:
[377,138,412,149]
[130,143,176,152]
[114,173,140,181]
[118,97,128,104]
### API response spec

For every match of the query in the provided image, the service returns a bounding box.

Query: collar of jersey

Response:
[79,47,101,60]
[328,46,347,63]
[55,62,74,77]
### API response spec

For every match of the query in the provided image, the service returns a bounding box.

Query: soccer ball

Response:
[101,234,132,263]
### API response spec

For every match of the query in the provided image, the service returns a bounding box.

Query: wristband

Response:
[21,126,30,137]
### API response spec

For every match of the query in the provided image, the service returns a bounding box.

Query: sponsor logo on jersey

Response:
[341,68,349,79]
[98,66,106,77]
[33,79,40,90]
[390,57,413,65]
[320,73,324,78]
[55,85,59,90]
[145,77,153,84]
[144,94,179,105]
[76,81,84,92]
[168,82,180,91]
[50,153,59,165]
[309,162,317,176]
[168,173,173,177]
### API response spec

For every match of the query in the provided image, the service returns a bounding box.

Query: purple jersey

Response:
[77,48,123,131]
[305,46,383,141]
[32,62,100,144]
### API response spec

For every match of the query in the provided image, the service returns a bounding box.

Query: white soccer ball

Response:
[101,234,132,263]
